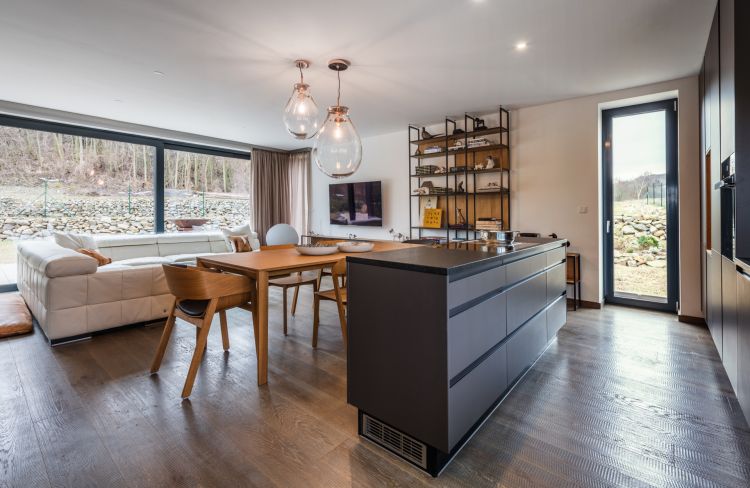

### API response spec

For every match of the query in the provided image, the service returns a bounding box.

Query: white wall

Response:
[309,76,702,317]
[310,130,409,240]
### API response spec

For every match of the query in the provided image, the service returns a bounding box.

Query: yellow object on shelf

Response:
[422,208,443,228]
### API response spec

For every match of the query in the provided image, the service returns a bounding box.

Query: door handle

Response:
[606,220,611,234]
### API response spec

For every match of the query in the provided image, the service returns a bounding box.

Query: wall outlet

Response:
[578,205,588,214]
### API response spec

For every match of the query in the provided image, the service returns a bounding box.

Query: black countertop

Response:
[347,237,567,279]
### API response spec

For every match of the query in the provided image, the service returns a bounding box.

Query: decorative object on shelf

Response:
[422,208,443,228]
[421,127,443,139]
[477,182,503,192]
[434,166,446,174]
[456,208,466,225]
[476,217,503,230]
[415,165,438,175]
[388,228,407,241]
[450,165,467,173]
[474,163,484,170]
[414,147,422,156]
[313,59,362,178]
[467,137,491,148]
[282,60,320,139]
[473,118,487,131]
[424,145,442,154]
[457,181,465,193]
[485,156,497,168]
[449,140,464,151]
[452,127,465,135]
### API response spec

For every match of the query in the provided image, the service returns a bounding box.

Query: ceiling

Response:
[0,0,716,150]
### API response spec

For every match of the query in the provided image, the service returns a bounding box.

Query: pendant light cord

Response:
[299,64,304,84]
[337,70,341,106]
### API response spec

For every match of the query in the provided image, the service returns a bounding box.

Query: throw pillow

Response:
[228,235,252,253]
[53,231,97,251]
[76,248,112,266]
[221,223,259,251]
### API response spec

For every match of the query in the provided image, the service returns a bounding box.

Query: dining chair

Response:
[313,258,348,348]
[265,223,299,246]
[150,264,257,398]
[263,243,319,335]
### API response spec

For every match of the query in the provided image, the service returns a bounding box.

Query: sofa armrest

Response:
[16,240,98,278]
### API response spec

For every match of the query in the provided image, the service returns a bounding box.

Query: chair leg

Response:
[182,309,215,399]
[312,295,320,348]
[282,287,288,335]
[150,301,177,374]
[219,310,230,351]
[336,300,348,349]
[291,283,300,316]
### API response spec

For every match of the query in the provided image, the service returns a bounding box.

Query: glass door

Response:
[602,99,679,311]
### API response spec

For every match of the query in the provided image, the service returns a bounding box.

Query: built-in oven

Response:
[715,153,736,259]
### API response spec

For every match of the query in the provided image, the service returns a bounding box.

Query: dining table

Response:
[196,240,416,385]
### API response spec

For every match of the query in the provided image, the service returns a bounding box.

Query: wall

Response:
[309,76,702,317]
[511,76,701,316]
[310,130,409,240]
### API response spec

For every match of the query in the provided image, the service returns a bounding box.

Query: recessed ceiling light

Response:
[113,99,123,103]
[515,41,528,51]
[153,70,165,76]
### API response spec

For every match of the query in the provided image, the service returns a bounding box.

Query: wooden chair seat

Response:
[313,259,348,348]
[315,288,347,303]
[269,272,318,287]
[263,244,319,336]
[177,292,254,317]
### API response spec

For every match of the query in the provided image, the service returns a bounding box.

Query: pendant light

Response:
[313,59,362,178]
[282,60,320,139]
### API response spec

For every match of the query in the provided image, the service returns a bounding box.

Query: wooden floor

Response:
[2,286,750,487]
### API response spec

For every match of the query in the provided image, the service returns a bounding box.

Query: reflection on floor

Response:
[1,288,749,487]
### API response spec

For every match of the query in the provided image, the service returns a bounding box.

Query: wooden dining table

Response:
[196,241,415,385]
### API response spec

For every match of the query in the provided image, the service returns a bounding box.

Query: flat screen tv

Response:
[329,181,383,226]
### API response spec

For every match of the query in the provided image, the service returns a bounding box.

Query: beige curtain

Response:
[250,149,291,245]
[288,151,310,237]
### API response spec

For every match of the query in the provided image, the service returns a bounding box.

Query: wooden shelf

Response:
[410,168,507,178]
[411,143,508,159]
[411,189,509,197]
[410,126,508,145]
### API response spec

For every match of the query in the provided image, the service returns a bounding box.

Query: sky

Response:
[612,110,666,181]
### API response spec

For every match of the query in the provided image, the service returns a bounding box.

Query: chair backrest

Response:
[260,243,295,251]
[265,224,299,246]
[162,264,251,300]
[330,259,347,278]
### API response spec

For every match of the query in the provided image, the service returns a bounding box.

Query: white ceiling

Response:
[0,0,716,150]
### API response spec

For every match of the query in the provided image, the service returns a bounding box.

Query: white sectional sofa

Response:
[16,232,258,343]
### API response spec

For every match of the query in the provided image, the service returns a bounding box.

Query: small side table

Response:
[566,253,582,311]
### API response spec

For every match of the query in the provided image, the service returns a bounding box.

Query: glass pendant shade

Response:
[282,83,320,139]
[313,106,362,178]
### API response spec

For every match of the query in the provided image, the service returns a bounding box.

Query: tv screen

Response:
[329,181,383,226]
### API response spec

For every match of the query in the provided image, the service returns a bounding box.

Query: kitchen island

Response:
[346,237,568,476]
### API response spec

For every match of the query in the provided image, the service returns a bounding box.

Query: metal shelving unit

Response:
[408,107,510,243]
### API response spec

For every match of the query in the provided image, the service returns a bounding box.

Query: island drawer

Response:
[507,312,547,383]
[546,246,566,266]
[448,264,506,309]
[448,343,507,449]
[547,294,567,340]
[546,262,566,303]
[448,291,507,378]
[506,252,547,286]
[506,272,547,334]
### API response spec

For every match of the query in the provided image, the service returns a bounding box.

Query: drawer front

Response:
[546,246,566,266]
[507,272,547,334]
[448,264,506,309]
[507,312,547,383]
[448,343,507,449]
[546,262,566,303]
[546,294,567,340]
[448,291,507,378]
[506,252,547,285]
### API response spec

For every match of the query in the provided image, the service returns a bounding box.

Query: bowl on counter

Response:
[479,230,519,245]
[337,241,374,253]
[295,244,339,256]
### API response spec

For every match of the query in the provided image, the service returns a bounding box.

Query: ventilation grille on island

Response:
[362,414,427,468]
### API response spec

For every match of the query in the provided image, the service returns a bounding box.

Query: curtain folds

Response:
[250,149,310,244]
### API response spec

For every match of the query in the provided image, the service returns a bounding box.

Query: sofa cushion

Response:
[115,256,171,266]
[76,248,112,266]
[53,231,98,251]
[17,241,98,278]
[221,223,260,251]
[95,235,159,247]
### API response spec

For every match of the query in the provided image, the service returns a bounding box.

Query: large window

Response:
[0,116,251,290]
[164,149,250,231]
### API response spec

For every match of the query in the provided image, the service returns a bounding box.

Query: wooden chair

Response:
[150,264,257,398]
[263,244,319,335]
[313,259,348,348]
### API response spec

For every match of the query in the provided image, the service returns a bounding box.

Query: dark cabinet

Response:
[737,269,750,424]
[722,256,738,389]
[706,9,722,252]
[720,0,735,163]
[707,250,723,358]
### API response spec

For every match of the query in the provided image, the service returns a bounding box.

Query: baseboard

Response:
[567,298,602,309]
[678,314,707,327]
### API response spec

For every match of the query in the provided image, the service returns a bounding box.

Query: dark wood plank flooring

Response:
[1,286,749,487]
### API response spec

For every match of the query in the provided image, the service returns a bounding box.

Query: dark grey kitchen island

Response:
[346,238,568,476]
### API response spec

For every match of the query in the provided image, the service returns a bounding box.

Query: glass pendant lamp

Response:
[282,60,320,139]
[313,59,362,178]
